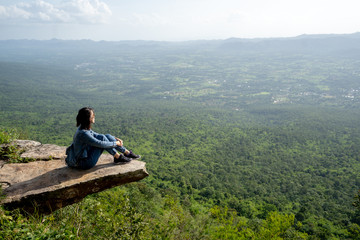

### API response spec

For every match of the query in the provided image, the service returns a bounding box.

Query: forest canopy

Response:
[1,34,360,239]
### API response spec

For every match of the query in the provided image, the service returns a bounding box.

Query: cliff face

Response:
[0,140,148,214]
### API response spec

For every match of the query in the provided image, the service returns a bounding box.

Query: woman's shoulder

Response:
[76,128,92,137]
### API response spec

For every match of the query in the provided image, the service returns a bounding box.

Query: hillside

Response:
[1,34,360,239]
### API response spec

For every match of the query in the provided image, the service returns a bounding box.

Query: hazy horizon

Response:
[1,0,359,41]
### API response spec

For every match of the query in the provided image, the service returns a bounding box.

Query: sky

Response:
[0,0,360,41]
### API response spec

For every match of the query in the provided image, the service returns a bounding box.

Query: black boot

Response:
[114,153,132,164]
[125,150,141,159]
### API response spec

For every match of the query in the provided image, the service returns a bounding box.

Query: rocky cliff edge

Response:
[0,140,149,214]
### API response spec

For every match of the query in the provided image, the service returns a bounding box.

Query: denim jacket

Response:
[73,127,117,159]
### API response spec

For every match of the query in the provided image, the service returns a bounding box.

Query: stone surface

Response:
[20,144,67,160]
[0,148,148,214]
[13,140,42,151]
[0,140,41,150]
[0,140,65,160]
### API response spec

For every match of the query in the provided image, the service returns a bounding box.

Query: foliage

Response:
[0,128,19,144]
[0,144,24,163]
[0,127,37,163]
[0,207,77,239]
[0,183,309,240]
[354,190,360,210]
[1,39,360,239]
[0,128,23,163]
[209,206,308,239]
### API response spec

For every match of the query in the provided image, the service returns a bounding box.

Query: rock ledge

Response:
[0,140,148,214]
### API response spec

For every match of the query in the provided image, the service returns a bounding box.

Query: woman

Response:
[69,107,140,170]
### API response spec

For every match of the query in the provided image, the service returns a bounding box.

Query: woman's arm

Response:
[80,131,118,148]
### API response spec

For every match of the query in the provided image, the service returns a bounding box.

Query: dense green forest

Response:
[1,34,360,239]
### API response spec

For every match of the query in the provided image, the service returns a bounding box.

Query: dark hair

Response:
[76,107,94,129]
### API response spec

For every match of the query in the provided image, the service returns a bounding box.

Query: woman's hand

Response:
[115,137,123,146]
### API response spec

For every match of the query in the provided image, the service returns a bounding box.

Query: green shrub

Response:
[0,128,36,163]
[0,128,19,144]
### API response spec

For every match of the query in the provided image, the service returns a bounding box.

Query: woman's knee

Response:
[105,134,116,141]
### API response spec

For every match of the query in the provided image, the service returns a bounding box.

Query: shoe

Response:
[114,153,132,164]
[125,150,141,159]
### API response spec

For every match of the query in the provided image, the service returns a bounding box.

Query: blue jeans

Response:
[77,134,126,170]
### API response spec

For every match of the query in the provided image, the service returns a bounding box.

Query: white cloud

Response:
[61,0,112,24]
[0,0,112,24]
[131,13,169,27]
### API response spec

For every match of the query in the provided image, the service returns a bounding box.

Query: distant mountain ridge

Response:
[1,32,360,63]
[1,31,360,46]
[219,32,360,55]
